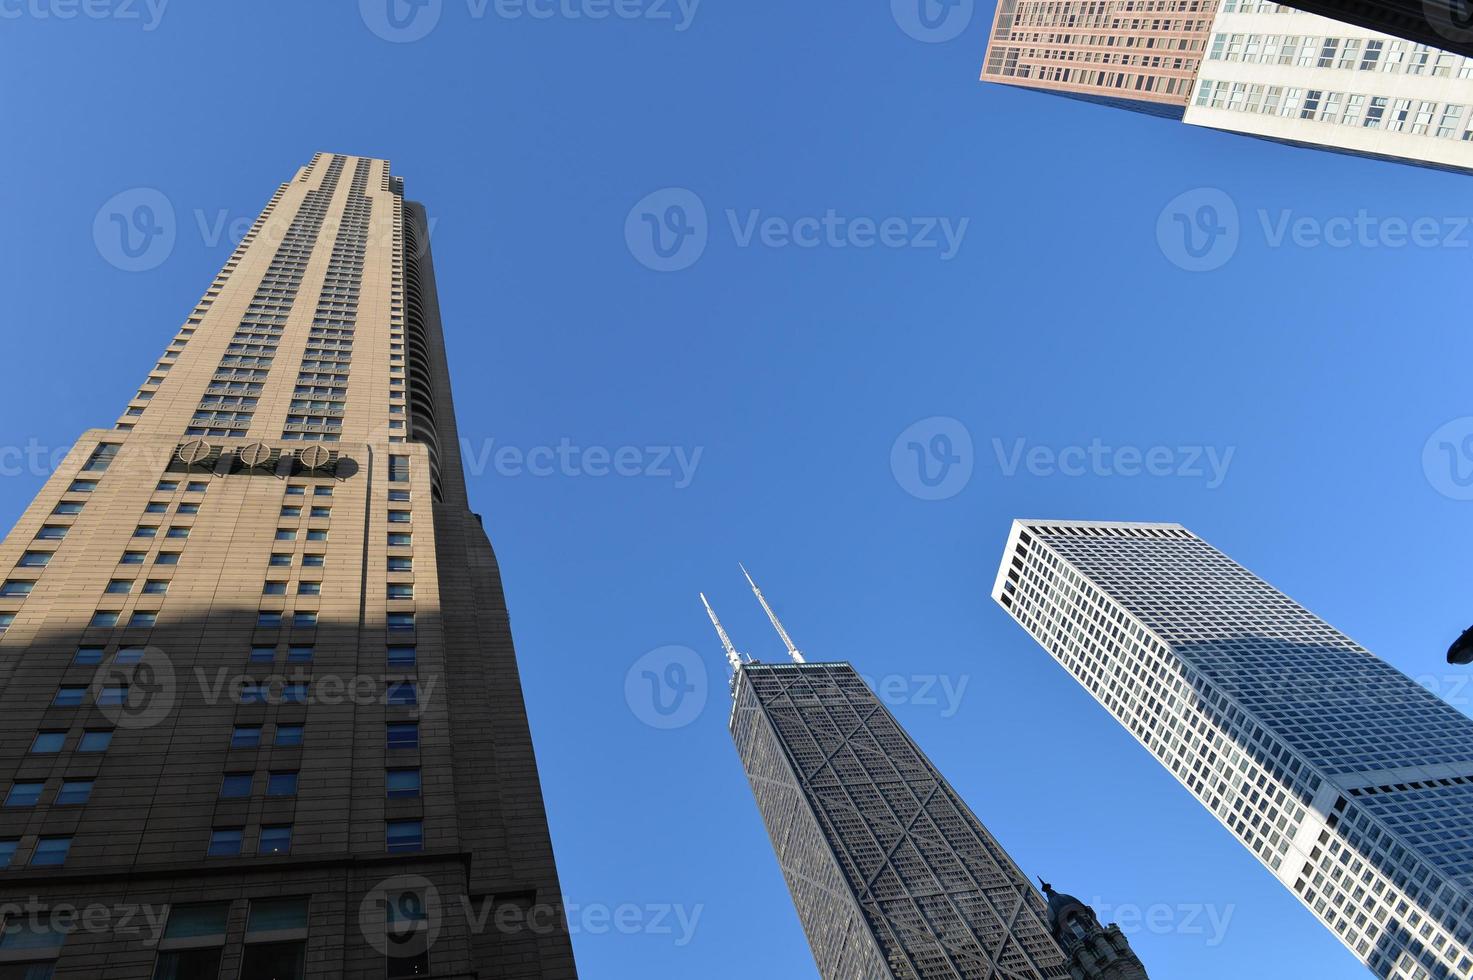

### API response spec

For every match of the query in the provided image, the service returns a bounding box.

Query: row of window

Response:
[1195,78,1473,141]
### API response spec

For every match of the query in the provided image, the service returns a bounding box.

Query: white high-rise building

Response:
[1187,1,1473,172]
[992,520,1473,979]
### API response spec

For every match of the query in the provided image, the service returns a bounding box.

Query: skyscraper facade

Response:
[993,520,1473,979]
[983,0,1216,116]
[703,576,1144,980]
[0,153,576,979]
[982,0,1473,173]
[729,660,1071,980]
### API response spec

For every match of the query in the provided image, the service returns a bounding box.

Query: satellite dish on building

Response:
[298,445,333,471]
[177,440,213,466]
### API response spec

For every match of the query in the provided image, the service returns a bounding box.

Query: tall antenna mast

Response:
[741,563,805,664]
[700,592,745,674]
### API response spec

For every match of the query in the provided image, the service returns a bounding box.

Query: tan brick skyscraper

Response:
[0,153,577,979]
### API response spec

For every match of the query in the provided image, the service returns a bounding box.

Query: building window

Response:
[82,443,121,472]
[285,486,305,497]
[91,611,120,628]
[387,584,414,600]
[386,769,421,799]
[388,557,412,571]
[186,482,208,493]
[68,480,98,493]
[0,581,33,597]
[387,723,418,750]
[249,646,275,663]
[313,486,333,497]
[0,614,11,634]
[269,554,292,567]
[274,724,304,747]
[297,582,321,596]
[120,551,146,565]
[4,783,42,808]
[386,820,423,854]
[309,507,330,519]
[177,503,199,515]
[30,837,71,867]
[262,582,287,596]
[258,825,292,856]
[387,613,414,632]
[166,527,190,539]
[386,682,417,706]
[0,912,67,970]
[30,732,64,754]
[301,554,325,568]
[305,530,328,542]
[267,772,298,797]
[155,553,181,566]
[134,526,158,538]
[34,526,67,540]
[142,580,169,595]
[78,731,112,753]
[207,828,243,857]
[275,530,297,541]
[231,726,262,748]
[105,580,132,594]
[387,533,411,547]
[388,455,410,482]
[17,552,51,568]
[240,684,268,705]
[152,903,229,980]
[292,613,317,629]
[281,683,308,705]
[388,490,410,502]
[73,647,103,665]
[56,781,92,805]
[240,898,309,980]
[51,502,84,516]
[127,612,157,628]
[387,510,411,524]
[156,481,178,492]
[387,645,416,667]
[116,646,145,664]
[257,612,282,628]
[144,502,167,514]
[52,687,86,708]
[280,507,301,518]
[219,774,252,798]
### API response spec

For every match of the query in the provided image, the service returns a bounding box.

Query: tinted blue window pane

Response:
[74,647,103,665]
[274,725,303,746]
[231,727,261,748]
[386,683,416,706]
[56,781,92,805]
[4,783,42,807]
[386,769,421,799]
[208,830,242,857]
[78,731,112,752]
[258,826,291,855]
[387,646,416,667]
[386,820,423,853]
[52,688,85,707]
[220,774,252,798]
[386,723,418,749]
[267,773,297,797]
[31,837,71,866]
[30,733,64,753]
[0,840,16,868]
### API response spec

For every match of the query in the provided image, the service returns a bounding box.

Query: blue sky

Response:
[4,1,1473,977]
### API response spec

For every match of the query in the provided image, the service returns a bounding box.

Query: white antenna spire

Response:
[741,563,805,664]
[700,592,744,674]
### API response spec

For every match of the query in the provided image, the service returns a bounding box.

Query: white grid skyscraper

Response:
[992,520,1473,979]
